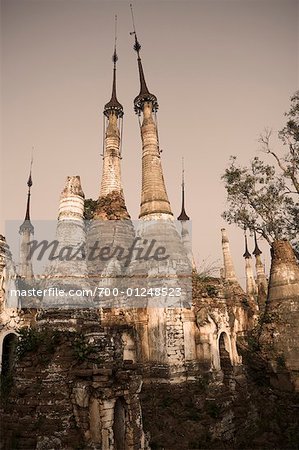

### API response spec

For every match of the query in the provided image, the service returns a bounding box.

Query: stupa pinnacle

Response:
[98,15,127,210]
[130,4,172,219]
[19,158,34,279]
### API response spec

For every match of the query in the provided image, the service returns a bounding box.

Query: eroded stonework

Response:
[259,240,299,391]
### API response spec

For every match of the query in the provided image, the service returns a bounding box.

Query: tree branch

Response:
[259,129,299,194]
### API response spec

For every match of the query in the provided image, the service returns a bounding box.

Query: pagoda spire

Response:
[104,15,123,119]
[130,4,172,219]
[243,232,251,259]
[177,159,194,267]
[98,16,128,211]
[130,4,158,114]
[177,158,190,221]
[19,157,34,234]
[252,230,268,310]
[19,157,34,279]
[252,230,262,256]
[243,230,257,297]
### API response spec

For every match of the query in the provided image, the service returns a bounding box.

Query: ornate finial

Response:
[177,158,190,221]
[253,230,262,256]
[130,3,158,114]
[25,155,33,220]
[243,229,251,259]
[130,4,141,55]
[27,173,32,188]
[104,15,123,118]
[20,155,34,233]
[112,50,118,65]
[27,154,33,188]
[112,15,118,64]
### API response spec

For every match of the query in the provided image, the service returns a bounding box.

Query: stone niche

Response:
[189,269,257,383]
[72,367,147,450]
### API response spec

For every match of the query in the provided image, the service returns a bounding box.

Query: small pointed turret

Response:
[130,4,172,219]
[19,163,34,234]
[253,230,262,257]
[19,160,34,279]
[243,231,257,297]
[177,159,194,267]
[177,159,190,222]
[252,231,268,310]
[243,233,251,259]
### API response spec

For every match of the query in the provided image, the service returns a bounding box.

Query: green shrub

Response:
[73,333,94,361]
[16,328,60,359]
[16,328,41,358]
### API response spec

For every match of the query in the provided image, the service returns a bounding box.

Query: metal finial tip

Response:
[27,173,32,188]
[112,50,118,64]
[129,4,141,53]
[133,39,141,53]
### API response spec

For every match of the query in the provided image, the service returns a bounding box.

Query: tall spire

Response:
[177,158,190,221]
[19,157,34,234]
[130,4,158,114]
[104,15,123,118]
[130,4,172,219]
[19,156,34,279]
[97,16,128,218]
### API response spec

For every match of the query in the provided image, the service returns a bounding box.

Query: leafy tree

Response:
[222,91,299,254]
